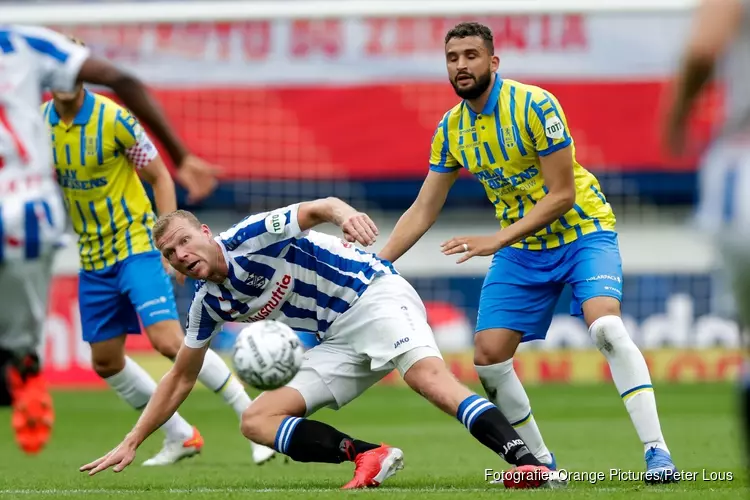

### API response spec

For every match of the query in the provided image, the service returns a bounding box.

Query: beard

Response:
[451,69,492,100]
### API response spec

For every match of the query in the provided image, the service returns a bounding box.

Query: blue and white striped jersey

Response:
[184,204,398,348]
[0,25,90,262]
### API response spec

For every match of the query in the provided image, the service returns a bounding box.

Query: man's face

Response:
[51,83,84,104]
[445,36,496,100]
[156,219,216,280]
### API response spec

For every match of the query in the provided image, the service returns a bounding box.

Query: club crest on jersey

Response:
[84,135,97,157]
[245,274,268,289]
[264,212,285,234]
[544,116,565,140]
[501,126,516,149]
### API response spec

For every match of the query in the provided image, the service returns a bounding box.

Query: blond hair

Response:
[152,210,202,248]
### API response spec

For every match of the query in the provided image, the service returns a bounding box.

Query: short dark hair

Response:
[444,22,494,54]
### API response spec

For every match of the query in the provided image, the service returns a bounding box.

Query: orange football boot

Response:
[7,354,53,454]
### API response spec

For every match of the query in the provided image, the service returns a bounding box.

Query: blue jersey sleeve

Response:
[184,289,222,349]
[428,112,460,173]
[219,203,305,258]
[525,88,573,157]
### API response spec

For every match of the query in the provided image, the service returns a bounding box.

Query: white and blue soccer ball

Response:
[231,320,304,390]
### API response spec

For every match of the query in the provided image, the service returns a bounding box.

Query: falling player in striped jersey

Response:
[379,22,678,482]
[80,197,566,490]
[41,36,274,466]
[0,25,216,454]
[663,0,750,467]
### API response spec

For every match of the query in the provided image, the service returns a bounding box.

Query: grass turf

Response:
[0,383,746,499]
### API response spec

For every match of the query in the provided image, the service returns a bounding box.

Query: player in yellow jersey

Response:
[42,37,275,467]
[379,22,678,482]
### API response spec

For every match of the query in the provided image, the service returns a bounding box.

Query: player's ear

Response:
[201,224,212,238]
[491,55,500,72]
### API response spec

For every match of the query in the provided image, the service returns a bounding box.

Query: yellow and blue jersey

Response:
[429,75,616,250]
[42,90,159,271]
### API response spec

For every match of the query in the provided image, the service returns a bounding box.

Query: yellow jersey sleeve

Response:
[114,108,158,169]
[526,89,573,157]
[114,108,139,150]
[428,112,460,173]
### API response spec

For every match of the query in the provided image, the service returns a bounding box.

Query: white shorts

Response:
[695,139,750,233]
[286,273,443,415]
[0,251,54,357]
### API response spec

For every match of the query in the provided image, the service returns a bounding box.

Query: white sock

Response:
[475,360,553,464]
[103,356,194,442]
[589,315,669,454]
[198,348,252,418]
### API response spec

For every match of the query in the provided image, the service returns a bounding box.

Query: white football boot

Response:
[251,442,277,465]
[142,427,203,466]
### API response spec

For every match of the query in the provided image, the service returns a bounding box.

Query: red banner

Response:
[94,81,718,181]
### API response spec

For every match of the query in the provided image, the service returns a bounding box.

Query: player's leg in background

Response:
[240,343,394,489]
[472,248,562,468]
[568,230,676,482]
[120,251,276,464]
[0,253,56,454]
[78,265,200,464]
[715,233,750,473]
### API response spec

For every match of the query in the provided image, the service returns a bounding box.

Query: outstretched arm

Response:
[378,169,459,263]
[76,58,218,203]
[80,343,207,475]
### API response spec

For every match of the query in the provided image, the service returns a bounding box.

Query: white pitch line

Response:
[0,486,722,495]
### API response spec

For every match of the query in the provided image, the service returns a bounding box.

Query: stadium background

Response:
[21,3,741,388]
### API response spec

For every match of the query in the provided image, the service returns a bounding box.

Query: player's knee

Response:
[240,400,276,442]
[588,314,633,354]
[91,354,126,378]
[240,408,263,442]
[473,328,520,366]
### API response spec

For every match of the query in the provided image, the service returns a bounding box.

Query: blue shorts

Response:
[476,230,623,342]
[79,251,179,344]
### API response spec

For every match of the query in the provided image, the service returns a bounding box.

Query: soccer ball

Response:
[231,320,304,390]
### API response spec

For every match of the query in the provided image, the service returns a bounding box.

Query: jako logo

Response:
[393,337,410,349]
[249,274,292,321]
[501,439,525,457]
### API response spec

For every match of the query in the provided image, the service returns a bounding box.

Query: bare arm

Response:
[80,343,207,475]
[440,148,575,263]
[493,147,575,248]
[378,169,459,263]
[665,0,743,153]
[77,58,187,166]
[77,58,218,202]
[297,197,380,247]
[127,344,207,447]
[138,157,177,216]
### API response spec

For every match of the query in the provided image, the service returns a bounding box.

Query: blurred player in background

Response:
[663,0,750,468]
[41,36,275,467]
[0,25,216,454]
[80,198,565,490]
[379,22,679,483]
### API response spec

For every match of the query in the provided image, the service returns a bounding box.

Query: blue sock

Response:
[456,394,540,467]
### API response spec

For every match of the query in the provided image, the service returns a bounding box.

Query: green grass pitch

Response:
[0,383,746,499]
